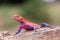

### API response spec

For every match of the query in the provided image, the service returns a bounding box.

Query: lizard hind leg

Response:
[26,27,34,31]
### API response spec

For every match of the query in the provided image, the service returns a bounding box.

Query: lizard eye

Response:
[20,18,23,20]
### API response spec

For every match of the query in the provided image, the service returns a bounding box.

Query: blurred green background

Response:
[0,0,60,33]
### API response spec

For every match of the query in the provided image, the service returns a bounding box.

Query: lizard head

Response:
[13,15,25,23]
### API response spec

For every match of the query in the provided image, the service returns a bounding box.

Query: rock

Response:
[0,31,11,40]
[0,27,60,40]
[17,28,60,40]
[1,31,10,37]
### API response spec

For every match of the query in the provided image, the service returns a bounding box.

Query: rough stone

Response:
[0,27,60,40]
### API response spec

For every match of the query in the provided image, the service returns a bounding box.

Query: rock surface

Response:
[0,27,60,40]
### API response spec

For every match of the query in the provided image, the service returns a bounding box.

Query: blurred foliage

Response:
[0,0,51,31]
[0,0,60,31]
[19,0,51,24]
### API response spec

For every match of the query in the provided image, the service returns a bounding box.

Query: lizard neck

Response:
[19,18,28,23]
[19,20,26,24]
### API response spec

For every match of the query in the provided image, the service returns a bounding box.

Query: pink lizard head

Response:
[13,15,25,23]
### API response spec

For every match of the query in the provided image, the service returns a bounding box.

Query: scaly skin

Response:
[13,15,40,34]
